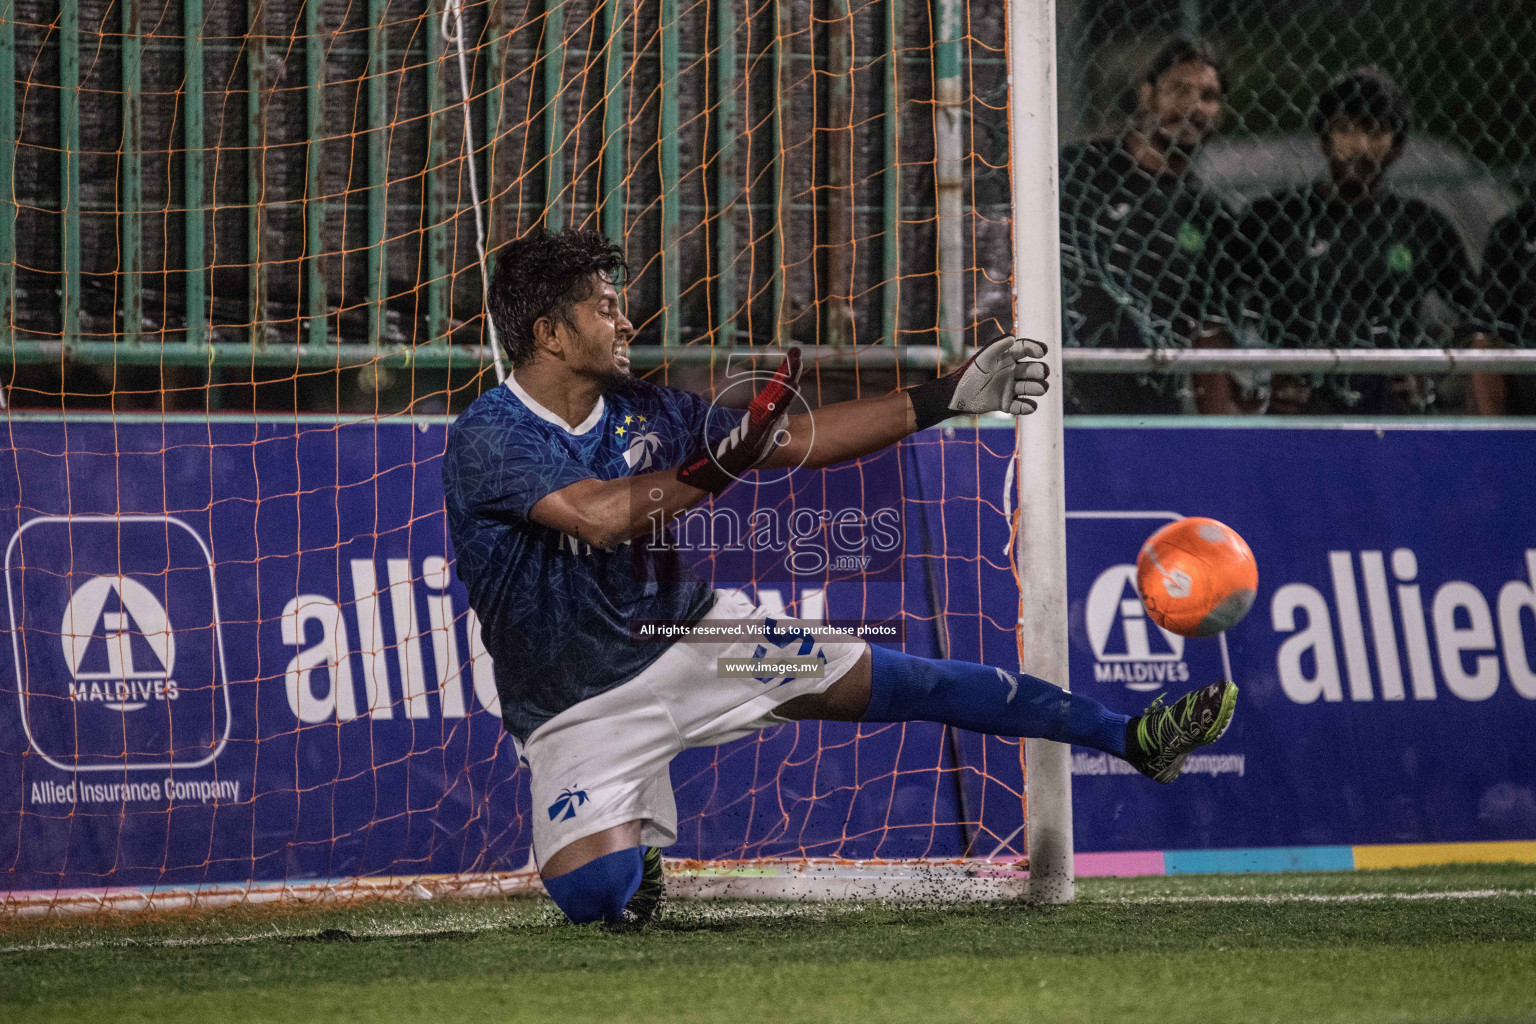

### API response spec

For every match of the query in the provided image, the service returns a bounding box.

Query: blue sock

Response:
[542,847,644,925]
[863,644,1129,757]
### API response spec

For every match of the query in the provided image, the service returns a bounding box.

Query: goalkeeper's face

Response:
[564,273,635,381]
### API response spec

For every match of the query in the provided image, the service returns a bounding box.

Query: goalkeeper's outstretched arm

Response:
[760,390,914,471]
[529,335,1048,549]
[763,334,1049,471]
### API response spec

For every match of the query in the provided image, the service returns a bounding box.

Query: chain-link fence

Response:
[1055,0,1535,415]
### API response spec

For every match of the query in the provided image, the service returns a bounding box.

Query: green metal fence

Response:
[0,0,1530,404]
[4,0,992,372]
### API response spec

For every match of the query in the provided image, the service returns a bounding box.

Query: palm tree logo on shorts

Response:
[548,787,589,822]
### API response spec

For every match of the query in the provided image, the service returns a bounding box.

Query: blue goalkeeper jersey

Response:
[443,373,739,741]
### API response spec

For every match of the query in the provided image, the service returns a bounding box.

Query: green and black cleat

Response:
[1124,680,1238,784]
[604,846,667,932]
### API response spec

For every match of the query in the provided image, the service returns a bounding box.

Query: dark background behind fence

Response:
[2,0,1530,408]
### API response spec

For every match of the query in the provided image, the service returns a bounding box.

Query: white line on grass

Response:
[3,888,1534,955]
[1102,888,1536,906]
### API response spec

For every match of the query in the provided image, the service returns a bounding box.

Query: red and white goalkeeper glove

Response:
[907,335,1050,429]
[677,347,803,495]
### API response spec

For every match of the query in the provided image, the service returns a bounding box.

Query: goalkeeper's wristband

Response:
[676,347,803,496]
[676,435,741,496]
[906,372,962,432]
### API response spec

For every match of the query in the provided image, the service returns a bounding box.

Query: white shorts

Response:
[520,588,869,864]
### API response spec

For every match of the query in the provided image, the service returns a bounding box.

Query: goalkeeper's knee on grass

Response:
[861,643,1129,757]
[542,847,644,925]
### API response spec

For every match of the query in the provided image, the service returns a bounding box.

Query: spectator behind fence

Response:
[1475,201,1536,414]
[1058,37,1230,415]
[1197,67,1490,416]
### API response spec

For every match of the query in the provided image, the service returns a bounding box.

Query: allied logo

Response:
[61,575,179,711]
[1069,513,1236,711]
[548,787,589,822]
[1085,564,1189,691]
[6,516,230,771]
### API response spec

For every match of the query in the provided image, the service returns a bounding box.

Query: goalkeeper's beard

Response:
[595,366,635,396]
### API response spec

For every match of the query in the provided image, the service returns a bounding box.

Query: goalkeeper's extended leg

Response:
[779,644,1236,784]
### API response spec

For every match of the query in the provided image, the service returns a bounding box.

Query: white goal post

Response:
[1008,0,1075,905]
[671,0,1075,908]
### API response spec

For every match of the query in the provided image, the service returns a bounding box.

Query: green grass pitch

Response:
[3,865,1534,1023]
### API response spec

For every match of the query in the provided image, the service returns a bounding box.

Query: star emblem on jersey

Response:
[548,787,589,822]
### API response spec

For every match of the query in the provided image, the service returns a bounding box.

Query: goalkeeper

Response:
[443,228,1238,929]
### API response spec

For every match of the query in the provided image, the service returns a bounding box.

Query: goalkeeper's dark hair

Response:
[1312,66,1410,147]
[1142,36,1226,93]
[487,228,628,369]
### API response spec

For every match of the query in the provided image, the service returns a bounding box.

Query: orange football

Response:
[1135,517,1258,638]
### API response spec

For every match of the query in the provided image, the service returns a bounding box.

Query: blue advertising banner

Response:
[1056,424,1536,853]
[0,420,530,894]
[1,416,1533,894]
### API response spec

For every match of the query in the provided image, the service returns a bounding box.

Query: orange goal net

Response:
[0,0,1041,915]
